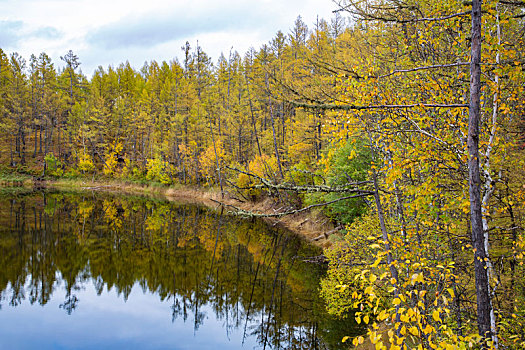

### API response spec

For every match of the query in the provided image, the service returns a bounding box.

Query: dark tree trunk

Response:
[468,0,495,346]
[39,123,43,154]
[269,101,284,179]
[244,73,263,158]
[33,123,38,157]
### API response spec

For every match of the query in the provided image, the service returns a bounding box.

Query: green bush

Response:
[44,153,64,177]
[307,139,372,226]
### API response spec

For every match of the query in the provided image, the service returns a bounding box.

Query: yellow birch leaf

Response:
[432,310,441,322]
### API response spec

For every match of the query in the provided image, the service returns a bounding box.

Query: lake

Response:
[0,190,359,349]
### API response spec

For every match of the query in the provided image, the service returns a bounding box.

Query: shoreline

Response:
[6,176,336,247]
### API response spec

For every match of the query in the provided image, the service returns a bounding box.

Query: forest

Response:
[1,0,524,348]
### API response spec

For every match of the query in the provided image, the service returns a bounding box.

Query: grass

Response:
[0,172,32,183]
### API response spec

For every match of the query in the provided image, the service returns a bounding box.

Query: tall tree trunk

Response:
[39,123,43,154]
[269,100,284,179]
[208,115,224,198]
[468,0,497,346]
[244,73,263,157]
[33,122,38,157]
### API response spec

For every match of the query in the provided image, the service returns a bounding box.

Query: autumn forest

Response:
[1,0,525,349]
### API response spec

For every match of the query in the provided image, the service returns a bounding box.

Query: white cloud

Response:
[1,0,338,76]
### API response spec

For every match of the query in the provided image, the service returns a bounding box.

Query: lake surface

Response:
[0,190,359,349]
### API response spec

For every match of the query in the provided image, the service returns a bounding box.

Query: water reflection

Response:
[0,191,359,349]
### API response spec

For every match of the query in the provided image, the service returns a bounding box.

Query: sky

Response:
[0,0,338,77]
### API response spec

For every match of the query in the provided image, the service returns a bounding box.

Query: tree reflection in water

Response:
[0,191,360,349]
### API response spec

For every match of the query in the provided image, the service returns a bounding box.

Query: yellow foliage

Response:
[103,141,123,176]
[236,154,279,198]
[287,142,313,164]
[146,158,172,184]
[77,151,94,173]
[199,139,228,185]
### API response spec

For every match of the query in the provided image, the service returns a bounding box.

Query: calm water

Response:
[0,191,359,349]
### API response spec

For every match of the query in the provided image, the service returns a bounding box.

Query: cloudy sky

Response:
[1,0,338,77]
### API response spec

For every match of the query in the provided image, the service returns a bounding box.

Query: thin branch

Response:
[378,62,470,78]
[291,101,469,111]
[226,166,372,193]
[337,3,470,24]
[212,193,372,218]
[499,0,525,6]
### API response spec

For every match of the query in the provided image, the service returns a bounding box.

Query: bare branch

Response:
[334,1,470,24]
[499,0,525,6]
[212,193,372,218]
[226,166,372,194]
[291,101,469,111]
[378,62,470,79]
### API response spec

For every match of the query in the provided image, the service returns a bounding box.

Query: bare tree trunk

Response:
[10,136,14,167]
[244,73,262,157]
[264,71,284,179]
[208,115,224,198]
[371,169,399,286]
[39,123,43,154]
[468,0,497,346]
[33,122,38,157]
[269,101,284,179]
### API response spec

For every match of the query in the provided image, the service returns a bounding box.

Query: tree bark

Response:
[468,0,497,346]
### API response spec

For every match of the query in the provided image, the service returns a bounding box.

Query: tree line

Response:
[0,15,342,188]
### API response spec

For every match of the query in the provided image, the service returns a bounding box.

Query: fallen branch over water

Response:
[211,192,371,218]
[313,225,344,241]
[81,185,114,191]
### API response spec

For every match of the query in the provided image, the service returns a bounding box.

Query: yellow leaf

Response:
[342,336,349,343]
[372,257,382,268]
[377,310,388,321]
[432,310,441,322]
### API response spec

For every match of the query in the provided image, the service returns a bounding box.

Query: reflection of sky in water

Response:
[0,276,259,350]
[0,194,353,349]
